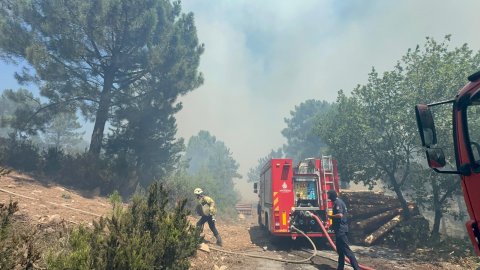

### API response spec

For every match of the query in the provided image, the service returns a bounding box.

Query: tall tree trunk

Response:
[430,178,442,239]
[89,71,114,157]
[389,173,410,220]
[431,208,442,239]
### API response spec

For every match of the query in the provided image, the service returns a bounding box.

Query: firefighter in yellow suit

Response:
[194,188,222,246]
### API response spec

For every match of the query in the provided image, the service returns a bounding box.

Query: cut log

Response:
[348,205,401,221]
[342,190,385,196]
[342,195,398,203]
[355,207,402,230]
[339,190,421,245]
[342,190,388,198]
[364,214,402,246]
[342,191,400,207]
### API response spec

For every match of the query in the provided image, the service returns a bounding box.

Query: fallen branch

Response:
[364,214,402,246]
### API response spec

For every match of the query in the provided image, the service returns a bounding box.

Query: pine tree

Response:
[43,112,85,152]
[0,0,203,157]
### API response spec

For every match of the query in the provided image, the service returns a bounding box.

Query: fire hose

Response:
[306,211,376,270]
[209,225,318,263]
[209,212,376,269]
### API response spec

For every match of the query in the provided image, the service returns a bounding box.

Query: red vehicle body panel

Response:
[256,157,339,238]
[454,80,480,254]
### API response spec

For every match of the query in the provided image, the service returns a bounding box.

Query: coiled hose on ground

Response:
[209,225,317,264]
[210,213,376,269]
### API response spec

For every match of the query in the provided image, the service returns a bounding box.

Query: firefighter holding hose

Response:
[327,190,360,270]
[194,188,222,246]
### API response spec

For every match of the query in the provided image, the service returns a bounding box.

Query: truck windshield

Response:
[467,96,480,163]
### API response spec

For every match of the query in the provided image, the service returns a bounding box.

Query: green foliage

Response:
[315,36,480,224]
[47,182,200,270]
[0,91,17,137]
[0,0,204,157]
[182,131,241,215]
[1,136,41,172]
[108,190,122,205]
[44,112,85,152]
[191,169,240,216]
[41,147,65,176]
[282,99,331,164]
[428,235,480,259]
[314,94,364,188]
[0,89,86,154]
[0,0,203,198]
[0,201,41,269]
[401,36,478,236]
[184,131,240,179]
[0,201,19,270]
[106,90,185,188]
[162,169,196,209]
[47,226,93,269]
[54,152,113,191]
[377,217,480,264]
[162,167,240,217]
[0,202,17,229]
[0,89,48,137]
[0,89,51,139]
[0,138,149,195]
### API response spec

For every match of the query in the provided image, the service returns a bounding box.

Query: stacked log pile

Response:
[235,203,253,216]
[341,190,419,246]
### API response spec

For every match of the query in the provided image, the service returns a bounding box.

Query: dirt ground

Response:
[1,171,478,270]
[0,171,111,225]
[191,216,476,270]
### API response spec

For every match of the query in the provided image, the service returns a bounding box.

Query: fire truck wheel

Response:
[258,213,263,227]
[264,214,269,232]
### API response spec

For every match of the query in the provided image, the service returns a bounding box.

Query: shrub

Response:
[57,152,113,191]
[0,201,41,269]
[42,147,65,176]
[381,215,480,261]
[428,235,480,259]
[47,182,201,270]
[162,169,240,219]
[3,138,40,172]
[0,201,18,270]
[54,152,139,195]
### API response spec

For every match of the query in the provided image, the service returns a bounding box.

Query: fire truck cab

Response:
[253,156,339,239]
[415,70,480,255]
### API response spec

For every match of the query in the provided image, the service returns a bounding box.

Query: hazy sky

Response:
[177,0,480,180]
[2,1,480,200]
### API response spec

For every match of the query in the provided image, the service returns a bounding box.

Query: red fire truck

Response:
[253,156,339,239]
[415,70,480,255]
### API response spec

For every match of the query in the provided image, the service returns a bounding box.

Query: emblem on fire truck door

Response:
[280,182,291,193]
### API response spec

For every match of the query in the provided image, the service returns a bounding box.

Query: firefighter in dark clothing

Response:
[327,190,360,270]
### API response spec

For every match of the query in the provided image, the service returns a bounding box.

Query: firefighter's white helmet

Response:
[194,188,203,195]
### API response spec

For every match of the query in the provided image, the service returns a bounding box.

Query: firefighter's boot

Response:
[215,234,223,246]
